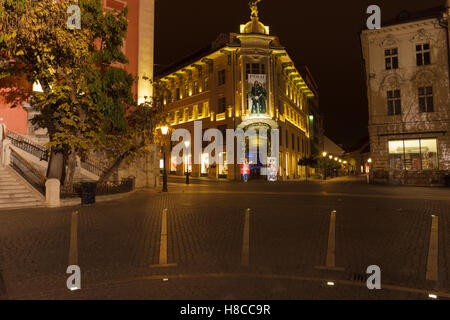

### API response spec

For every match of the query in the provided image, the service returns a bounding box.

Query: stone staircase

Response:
[0,167,44,210]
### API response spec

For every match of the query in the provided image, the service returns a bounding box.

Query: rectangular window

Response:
[385,48,398,70]
[193,81,199,94]
[245,63,266,79]
[416,44,431,66]
[218,97,226,114]
[419,86,434,113]
[286,130,289,148]
[279,129,283,147]
[184,84,189,98]
[297,136,300,152]
[389,139,438,171]
[204,77,209,91]
[387,90,401,115]
[292,134,295,151]
[218,70,226,86]
[175,88,180,101]
[202,101,210,117]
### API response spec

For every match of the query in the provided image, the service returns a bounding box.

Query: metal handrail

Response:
[5,130,110,177]
[80,157,109,177]
[6,130,49,161]
[9,147,47,195]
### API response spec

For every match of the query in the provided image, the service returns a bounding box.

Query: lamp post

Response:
[184,140,190,185]
[160,126,169,192]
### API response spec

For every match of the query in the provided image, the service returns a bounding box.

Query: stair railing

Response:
[6,129,49,161]
[9,147,47,196]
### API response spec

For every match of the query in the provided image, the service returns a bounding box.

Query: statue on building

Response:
[249,0,261,19]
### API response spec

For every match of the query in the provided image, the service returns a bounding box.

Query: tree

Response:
[1,0,136,191]
[98,89,166,183]
[298,156,317,181]
[314,157,340,180]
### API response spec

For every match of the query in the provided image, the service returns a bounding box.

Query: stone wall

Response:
[115,144,160,189]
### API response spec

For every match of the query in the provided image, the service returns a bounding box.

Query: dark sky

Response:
[154,0,445,150]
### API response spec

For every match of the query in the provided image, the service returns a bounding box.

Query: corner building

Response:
[157,6,319,181]
[360,2,450,185]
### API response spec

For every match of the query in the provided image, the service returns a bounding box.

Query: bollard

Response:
[316,210,344,271]
[69,211,79,266]
[45,179,61,208]
[426,215,439,281]
[242,208,251,266]
[151,209,176,267]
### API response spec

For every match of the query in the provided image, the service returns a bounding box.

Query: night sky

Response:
[154,0,445,150]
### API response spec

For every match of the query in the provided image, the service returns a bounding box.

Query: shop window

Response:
[419,86,433,113]
[170,156,177,172]
[184,154,192,173]
[388,139,438,171]
[421,139,438,170]
[218,152,228,177]
[404,140,421,171]
[201,153,209,175]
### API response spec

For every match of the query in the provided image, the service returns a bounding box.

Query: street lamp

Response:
[184,140,191,184]
[160,126,169,192]
[322,151,327,157]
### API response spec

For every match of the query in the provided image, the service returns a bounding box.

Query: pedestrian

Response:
[243,159,250,182]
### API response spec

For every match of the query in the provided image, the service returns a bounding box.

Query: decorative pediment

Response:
[412,69,435,85]
[379,34,399,48]
[379,74,403,91]
[410,29,432,44]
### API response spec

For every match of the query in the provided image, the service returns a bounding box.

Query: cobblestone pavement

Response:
[0,176,449,300]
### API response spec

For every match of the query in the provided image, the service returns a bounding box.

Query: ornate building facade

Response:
[360,1,450,185]
[156,3,320,181]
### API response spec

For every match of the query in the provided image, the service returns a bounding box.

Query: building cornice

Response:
[362,18,439,36]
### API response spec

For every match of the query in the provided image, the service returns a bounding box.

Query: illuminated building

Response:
[360,1,450,185]
[156,1,319,181]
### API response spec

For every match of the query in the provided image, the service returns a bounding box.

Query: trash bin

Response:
[81,182,97,205]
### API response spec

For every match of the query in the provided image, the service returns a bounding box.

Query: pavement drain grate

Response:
[351,274,368,283]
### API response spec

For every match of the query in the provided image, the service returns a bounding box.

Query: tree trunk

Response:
[47,149,65,182]
[63,150,77,192]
